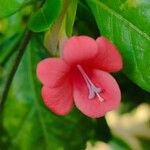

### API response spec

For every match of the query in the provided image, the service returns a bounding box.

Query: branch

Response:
[0,29,32,112]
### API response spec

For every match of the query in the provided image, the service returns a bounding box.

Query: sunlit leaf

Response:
[87,0,150,92]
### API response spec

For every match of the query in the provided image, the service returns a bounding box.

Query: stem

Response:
[0,29,32,112]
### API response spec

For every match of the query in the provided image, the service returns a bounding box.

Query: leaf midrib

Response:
[93,0,150,41]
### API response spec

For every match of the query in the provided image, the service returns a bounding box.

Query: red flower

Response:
[37,36,122,118]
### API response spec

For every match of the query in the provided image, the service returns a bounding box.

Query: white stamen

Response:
[96,93,104,102]
[77,65,104,102]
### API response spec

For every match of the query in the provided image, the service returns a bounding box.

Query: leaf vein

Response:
[94,0,150,41]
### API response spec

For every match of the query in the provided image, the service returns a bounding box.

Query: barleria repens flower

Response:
[37,36,122,118]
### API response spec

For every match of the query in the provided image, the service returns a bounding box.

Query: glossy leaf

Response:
[28,0,62,32]
[87,0,150,92]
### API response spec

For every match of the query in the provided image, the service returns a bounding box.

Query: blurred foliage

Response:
[0,0,150,150]
[0,0,29,18]
[115,73,150,113]
[74,1,99,38]
[28,0,62,32]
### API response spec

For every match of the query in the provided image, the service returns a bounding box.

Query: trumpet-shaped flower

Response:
[37,36,122,118]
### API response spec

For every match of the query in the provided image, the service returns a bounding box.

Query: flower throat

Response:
[77,65,104,102]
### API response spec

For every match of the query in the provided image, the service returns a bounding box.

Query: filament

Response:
[77,65,104,102]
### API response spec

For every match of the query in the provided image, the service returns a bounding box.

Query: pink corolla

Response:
[37,36,122,118]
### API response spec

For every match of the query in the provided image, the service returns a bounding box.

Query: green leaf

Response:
[0,0,27,18]
[2,37,110,149]
[87,0,150,92]
[28,0,62,32]
[0,32,23,66]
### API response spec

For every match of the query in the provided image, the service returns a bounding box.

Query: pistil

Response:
[77,65,104,102]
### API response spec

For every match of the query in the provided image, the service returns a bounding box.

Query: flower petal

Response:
[62,36,98,65]
[73,69,121,118]
[42,79,73,115]
[92,36,122,72]
[37,58,70,87]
